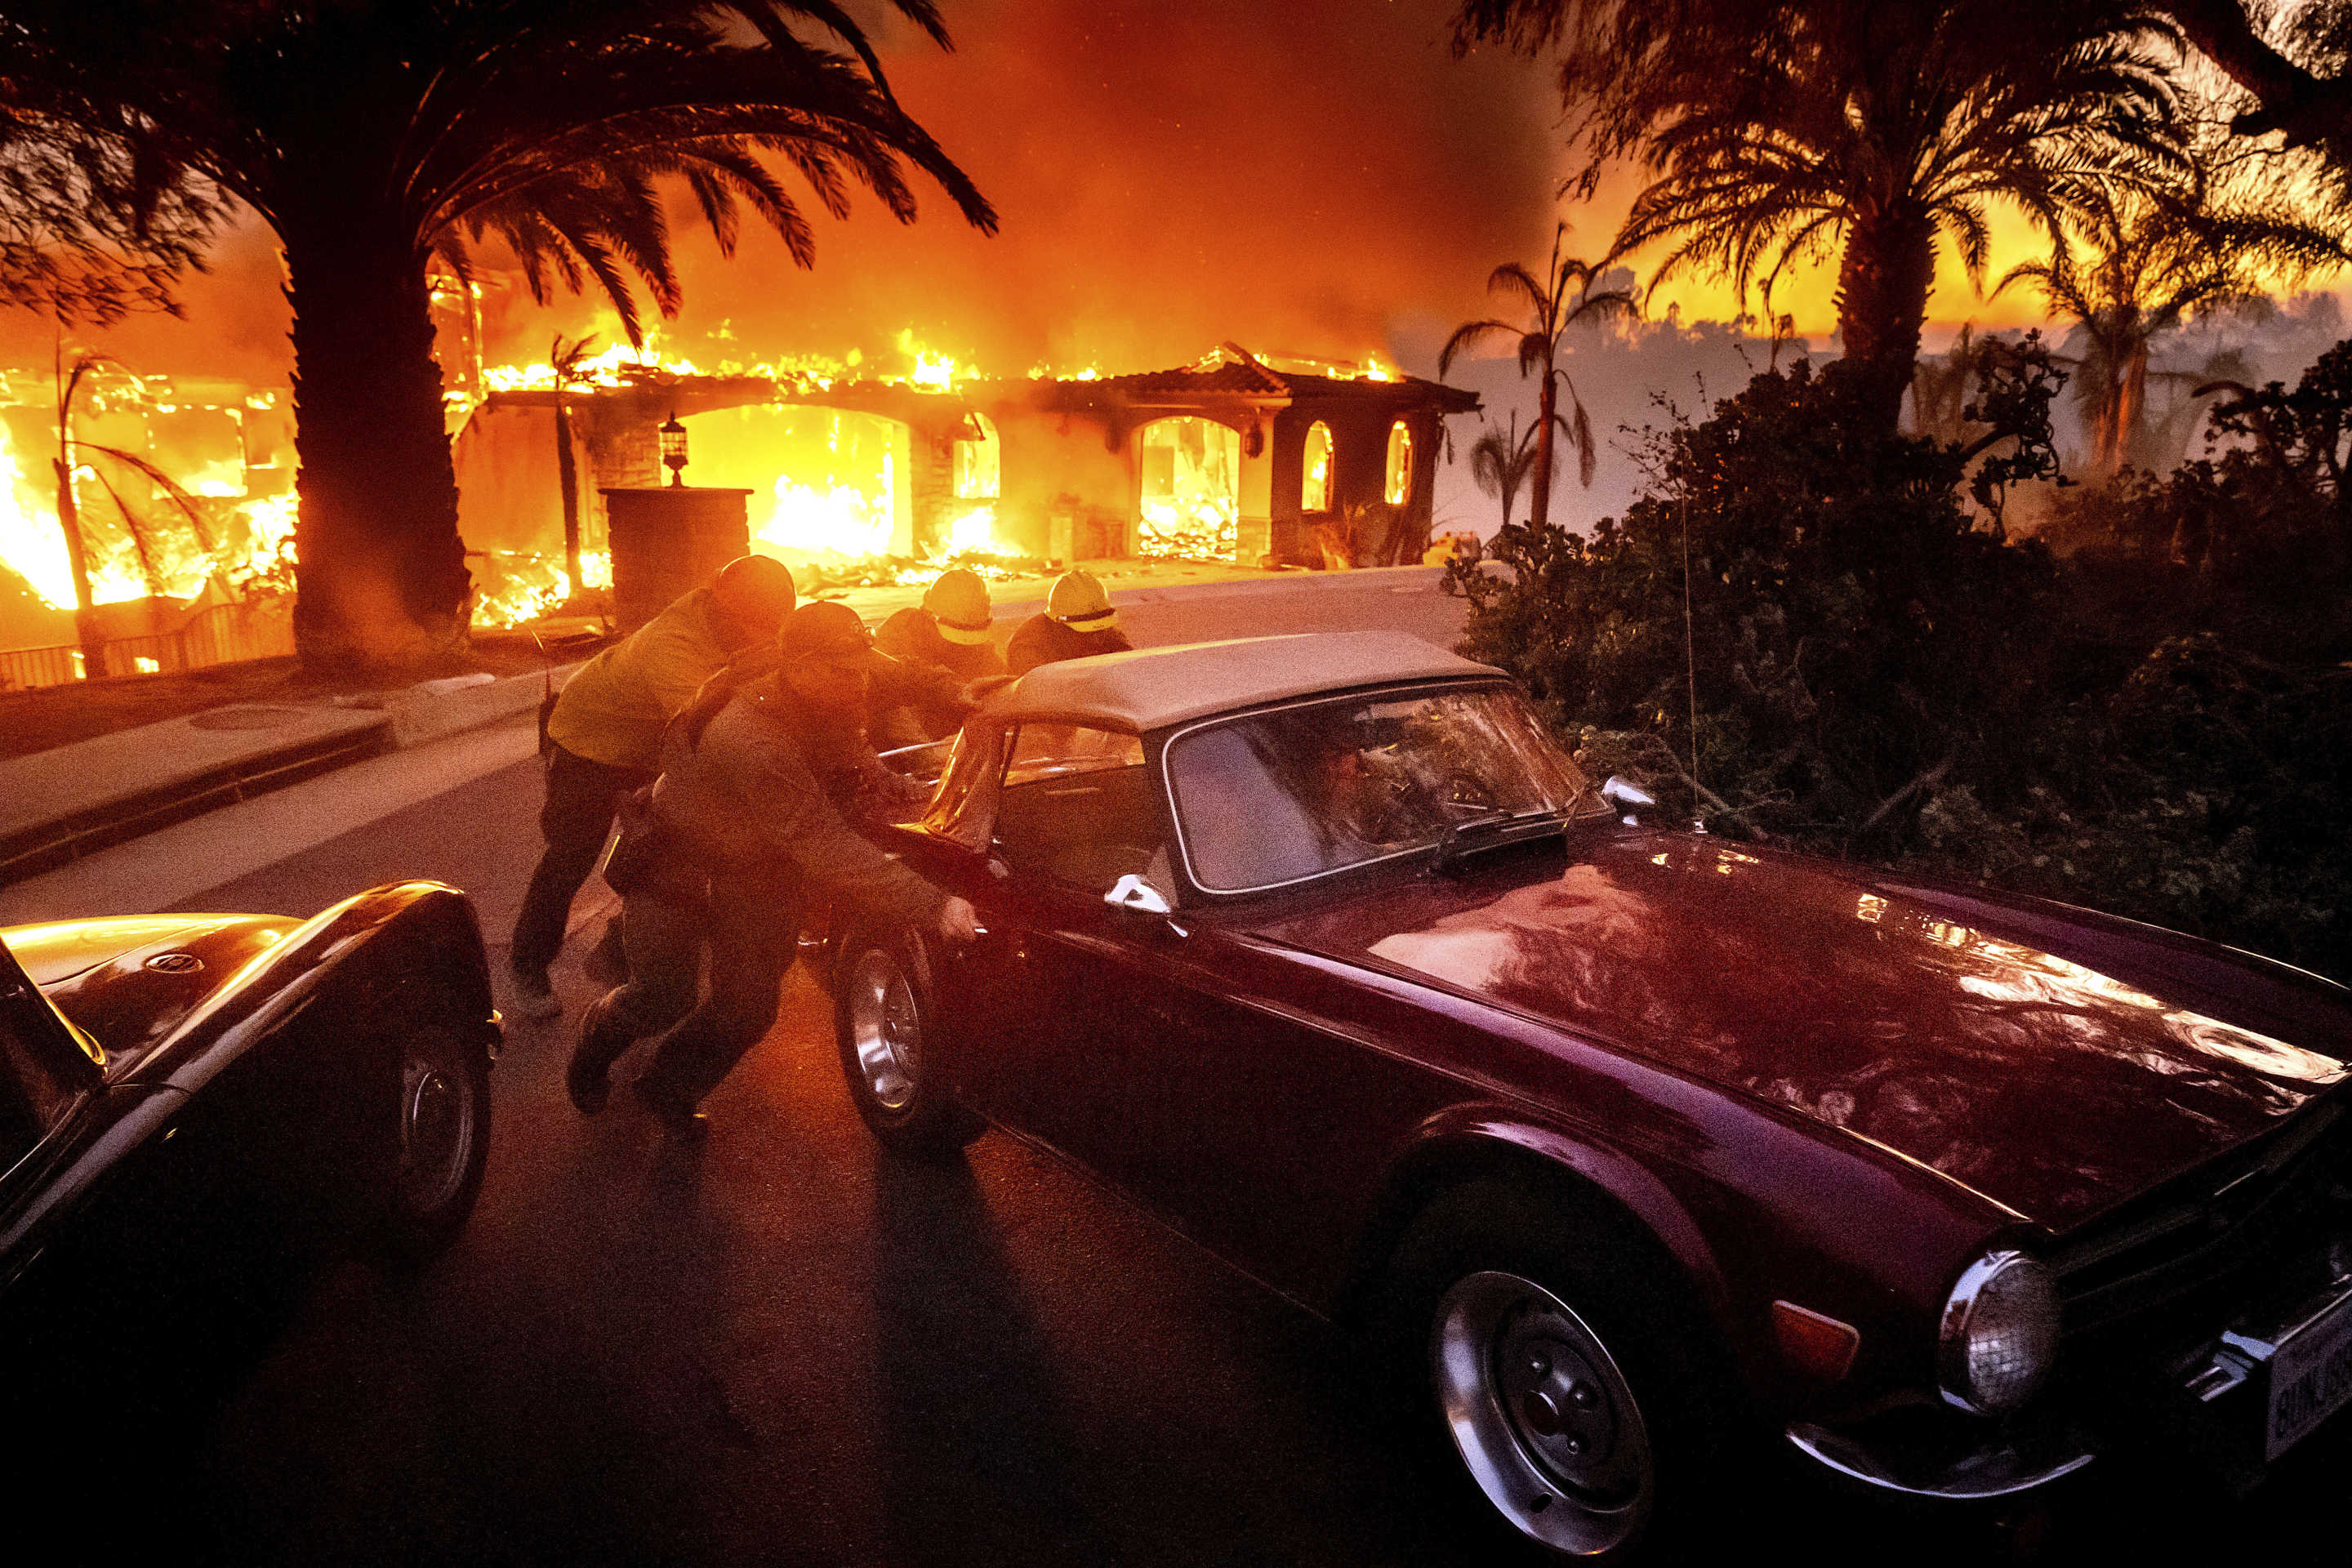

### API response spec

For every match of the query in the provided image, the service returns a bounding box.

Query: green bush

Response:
[1452,345,2352,980]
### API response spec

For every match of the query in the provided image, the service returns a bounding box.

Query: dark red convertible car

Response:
[828,630,2352,1560]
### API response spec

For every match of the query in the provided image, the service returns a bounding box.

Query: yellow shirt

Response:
[546,588,738,772]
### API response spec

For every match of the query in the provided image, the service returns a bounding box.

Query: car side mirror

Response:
[1600,774,1655,824]
[1104,874,1172,915]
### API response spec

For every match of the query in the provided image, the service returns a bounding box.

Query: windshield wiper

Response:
[1428,808,1564,876]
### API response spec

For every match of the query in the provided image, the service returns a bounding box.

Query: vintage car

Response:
[831,630,2352,1559]
[1,881,498,1436]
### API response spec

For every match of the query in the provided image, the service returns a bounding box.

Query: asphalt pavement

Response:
[23,575,2351,1566]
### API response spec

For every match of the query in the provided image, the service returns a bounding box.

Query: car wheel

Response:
[1379,1178,1728,1563]
[374,1021,491,1265]
[835,930,982,1158]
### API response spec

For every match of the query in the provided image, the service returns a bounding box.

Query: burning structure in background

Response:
[0,365,301,679]
[452,340,1476,595]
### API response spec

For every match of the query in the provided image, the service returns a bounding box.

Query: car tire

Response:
[1374,1177,1734,1564]
[835,929,982,1159]
[372,1020,492,1266]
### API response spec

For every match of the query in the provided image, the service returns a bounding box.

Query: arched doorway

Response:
[1137,416,1240,559]
[679,404,912,561]
[1301,421,1334,514]
[947,412,1000,552]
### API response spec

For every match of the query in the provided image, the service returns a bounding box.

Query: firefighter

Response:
[508,555,796,1020]
[1005,568,1133,675]
[566,601,978,1137]
[871,567,1005,746]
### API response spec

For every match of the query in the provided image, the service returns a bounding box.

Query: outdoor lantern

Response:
[660,412,689,486]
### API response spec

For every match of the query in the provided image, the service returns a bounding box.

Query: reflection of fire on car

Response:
[1,883,498,1468]
[832,630,2352,1559]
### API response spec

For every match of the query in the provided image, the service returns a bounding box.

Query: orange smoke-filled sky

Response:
[0,0,2327,383]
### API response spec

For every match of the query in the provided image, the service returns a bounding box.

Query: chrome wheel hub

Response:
[398,1037,477,1214]
[1432,1271,1652,1556]
[849,949,920,1111]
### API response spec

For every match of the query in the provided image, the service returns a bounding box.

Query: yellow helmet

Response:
[922,568,994,645]
[1047,568,1116,629]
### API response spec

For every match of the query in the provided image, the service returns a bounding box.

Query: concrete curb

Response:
[0,662,580,889]
[980,564,1446,625]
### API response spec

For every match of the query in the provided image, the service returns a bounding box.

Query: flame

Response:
[470,546,613,629]
[759,475,898,559]
[896,327,959,391]
[0,418,74,606]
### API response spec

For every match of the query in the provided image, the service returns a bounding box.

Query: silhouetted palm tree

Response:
[549,333,601,600]
[5,2,996,674]
[48,353,209,676]
[1454,2,2191,432]
[1467,412,1539,528]
[1995,188,2346,477]
[1439,227,1636,528]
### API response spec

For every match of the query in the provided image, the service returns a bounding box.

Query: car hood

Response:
[1256,832,2352,1232]
[2,913,299,1080]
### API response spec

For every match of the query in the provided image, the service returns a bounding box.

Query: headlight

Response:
[1937,1250,2060,1414]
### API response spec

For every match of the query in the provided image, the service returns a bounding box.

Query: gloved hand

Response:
[938,895,981,945]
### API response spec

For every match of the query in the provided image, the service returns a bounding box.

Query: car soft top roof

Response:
[982,630,1504,732]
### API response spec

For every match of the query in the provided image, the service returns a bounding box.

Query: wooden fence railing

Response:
[0,599,296,692]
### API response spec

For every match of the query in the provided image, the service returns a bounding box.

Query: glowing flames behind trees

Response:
[0,0,997,677]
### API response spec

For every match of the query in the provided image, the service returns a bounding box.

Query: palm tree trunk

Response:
[555,394,581,597]
[282,210,473,677]
[51,457,105,679]
[1833,205,1937,433]
[2114,345,2149,475]
[1530,365,1559,529]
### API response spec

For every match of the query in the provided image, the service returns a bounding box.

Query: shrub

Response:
[1452,343,2352,980]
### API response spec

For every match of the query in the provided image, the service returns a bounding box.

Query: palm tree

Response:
[1467,412,1540,528]
[1613,3,2189,431]
[1438,226,1636,528]
[5,2,996,675]
[549,332,601,601]
[49,353,209,677]
[1453,2,2191,433]
[1994,188,2348,478]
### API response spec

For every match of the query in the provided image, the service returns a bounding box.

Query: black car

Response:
[1,881,498,1457]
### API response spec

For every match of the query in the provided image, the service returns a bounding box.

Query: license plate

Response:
[2267,1283,2352,1461]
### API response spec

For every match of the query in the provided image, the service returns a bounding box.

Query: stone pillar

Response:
[1236,431,1276,566]
[602,486,753,633]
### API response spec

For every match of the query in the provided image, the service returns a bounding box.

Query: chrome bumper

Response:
[1786,1417,2096,1499]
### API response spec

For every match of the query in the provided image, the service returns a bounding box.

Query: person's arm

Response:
[634,620,729,721]
[747,743,946,927]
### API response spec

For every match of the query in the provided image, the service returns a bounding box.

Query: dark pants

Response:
[510,745,655,979]
[578,866,800,1108]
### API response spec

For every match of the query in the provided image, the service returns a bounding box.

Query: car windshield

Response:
[1165,683,1603,893]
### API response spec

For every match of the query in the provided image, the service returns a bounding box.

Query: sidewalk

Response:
[0,663,571,895]
[0,564,1454,920]
[0,709,549,926]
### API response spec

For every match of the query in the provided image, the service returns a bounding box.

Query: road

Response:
[39,573,2352,1565]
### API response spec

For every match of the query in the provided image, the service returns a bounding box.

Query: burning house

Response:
[454,343,1478,615]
